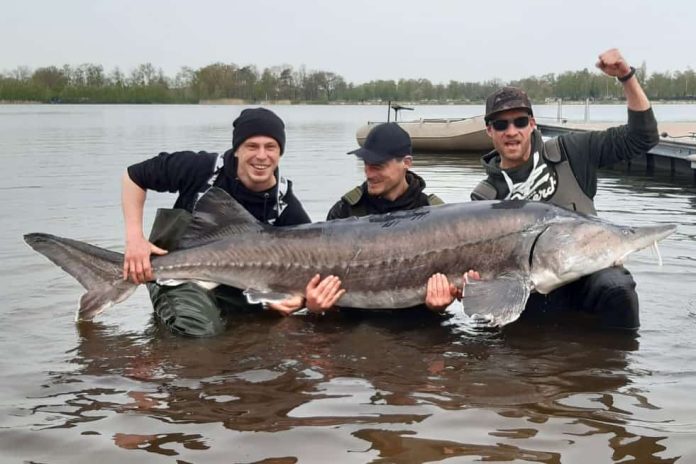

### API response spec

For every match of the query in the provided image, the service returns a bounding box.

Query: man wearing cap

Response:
[328,122,443,218]
[318,122,476,313]
[122,107,330,336]
[470,48,659,330]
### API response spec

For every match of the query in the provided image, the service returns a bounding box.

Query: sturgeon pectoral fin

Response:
[462,273,531,327]
[243,289,295,305]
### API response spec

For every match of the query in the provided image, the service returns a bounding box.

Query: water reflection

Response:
[21,312,679,462]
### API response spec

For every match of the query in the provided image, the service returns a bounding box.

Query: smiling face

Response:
[363,156,412,201]
[235,136,281,191]
[486,109,536,169]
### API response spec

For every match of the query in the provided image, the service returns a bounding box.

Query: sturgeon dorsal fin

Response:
[178,187,265,249]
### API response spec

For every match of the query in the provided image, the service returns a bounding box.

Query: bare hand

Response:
[305,274,345,314]
[425,270,481,313]
[123,236,168,284]
[425,273,458,313]
[595,48,631,78]
[267,295,305,316]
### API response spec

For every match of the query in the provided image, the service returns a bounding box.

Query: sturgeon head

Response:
[529,215,677,294]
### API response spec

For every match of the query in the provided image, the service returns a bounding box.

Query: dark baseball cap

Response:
[348,122,412,164]
[484,87,534,123]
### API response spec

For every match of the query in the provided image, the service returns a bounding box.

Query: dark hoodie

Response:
[476,130,556,200]
[127,148,311,226]
[327,170,441,220]
[473,108,660,201]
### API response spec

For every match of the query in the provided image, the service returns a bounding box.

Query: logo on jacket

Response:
[502,151,558,201]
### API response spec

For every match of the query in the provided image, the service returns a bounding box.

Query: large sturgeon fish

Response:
[24,187,675,326]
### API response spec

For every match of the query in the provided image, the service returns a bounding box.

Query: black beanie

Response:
[232,108,286,155]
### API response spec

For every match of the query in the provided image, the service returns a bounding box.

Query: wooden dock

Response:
[537,119,696,181]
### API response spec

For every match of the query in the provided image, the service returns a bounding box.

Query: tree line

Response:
[1,62,694,104]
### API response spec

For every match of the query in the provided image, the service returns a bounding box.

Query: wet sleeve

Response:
[127,151,215,193]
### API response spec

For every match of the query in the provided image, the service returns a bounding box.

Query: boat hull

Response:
[356,116,492,153]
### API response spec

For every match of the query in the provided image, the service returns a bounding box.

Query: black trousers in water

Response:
[147,282,262,337]
[521,266,639,330]
[146,208,262,337]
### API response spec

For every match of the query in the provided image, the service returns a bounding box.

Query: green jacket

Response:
[327,170,443,220]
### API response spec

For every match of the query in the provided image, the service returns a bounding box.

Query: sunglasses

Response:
[489,116,530,131]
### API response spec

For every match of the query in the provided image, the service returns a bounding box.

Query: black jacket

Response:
[128,148,311,226]
[327,170,441,220]
[473,108,660,200]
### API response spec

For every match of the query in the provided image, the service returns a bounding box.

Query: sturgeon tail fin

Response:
[23,233,137,321]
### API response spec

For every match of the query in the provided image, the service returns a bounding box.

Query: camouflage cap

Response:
[484,87,533,123]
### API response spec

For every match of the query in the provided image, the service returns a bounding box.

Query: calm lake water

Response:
[1,104,695,463]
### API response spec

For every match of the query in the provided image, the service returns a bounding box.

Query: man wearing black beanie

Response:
[121,107,337,337]
[232,107,286,155]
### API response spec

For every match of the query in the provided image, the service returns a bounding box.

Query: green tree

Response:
[32,66,68,93]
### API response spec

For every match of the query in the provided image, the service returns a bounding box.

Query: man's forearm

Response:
[622,72,651,111]
[122,172,147,241]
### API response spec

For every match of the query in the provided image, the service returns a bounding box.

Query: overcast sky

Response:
[2,0,694,84]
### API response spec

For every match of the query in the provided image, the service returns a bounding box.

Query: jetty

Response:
[355,102,696,181]
[537,119,696,180]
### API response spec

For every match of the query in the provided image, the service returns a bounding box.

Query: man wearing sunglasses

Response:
[471,48,659,330]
